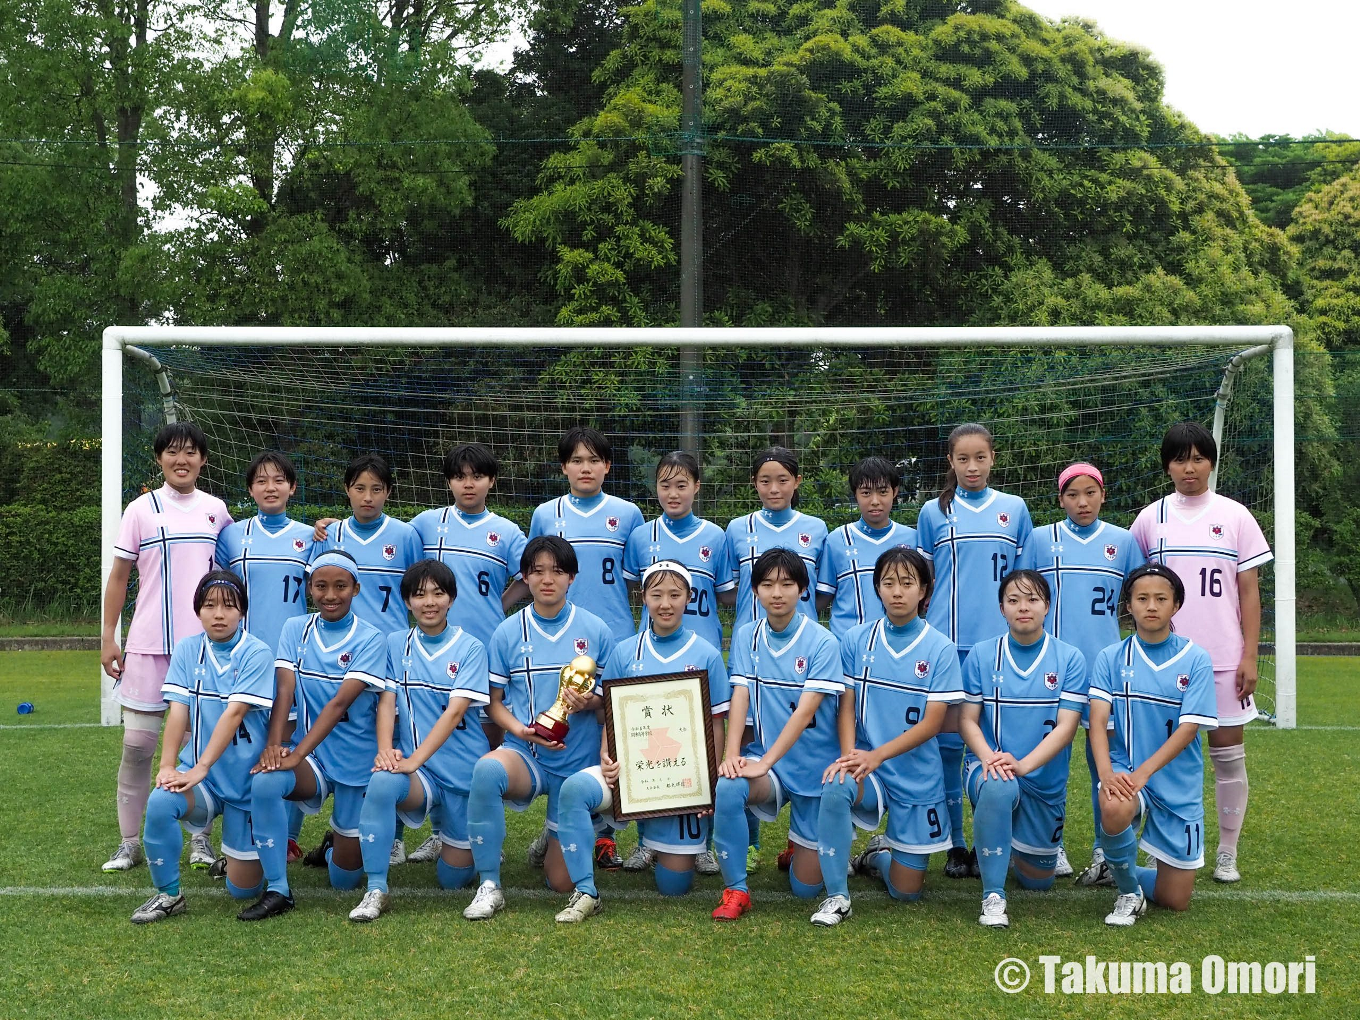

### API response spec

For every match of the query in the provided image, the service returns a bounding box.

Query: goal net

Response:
[102,326,1295,727]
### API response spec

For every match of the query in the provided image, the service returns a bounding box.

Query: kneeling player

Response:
[710,548,846,921]
[958,570,1085,929]
[244,551,387,919]
[350,559,491,921]
[815,548,963,926]
[1089,564,1217,927]
[132,572,274,923]
[553,560,731,922]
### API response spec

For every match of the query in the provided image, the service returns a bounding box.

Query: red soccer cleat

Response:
[776,839,795,871]
[286,839,303,864]
[711,888,752,921]
[594,836,623,871]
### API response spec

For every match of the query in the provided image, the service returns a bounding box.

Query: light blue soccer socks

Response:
[714,776,752,892]
[326,847,364,890]
[938,734,966,848]
[359,771,409,893]
[1085,738,1102,840]
[1135,865,1159,902]
[877,850,925,902]
[249,768,297,897]
[143,787,188,896]
[746,809,761,851]
[225,877,264,900]
[437,858,476,890]
[1099,823,1141,896]
[467,757,509,887]
[654,860,694,896]
[1011,850,1057,891]
[789,870,823,899]
[816,777,856,899]
[288,803,305,843]
[971,776,1020,898]
[557,771,606,898]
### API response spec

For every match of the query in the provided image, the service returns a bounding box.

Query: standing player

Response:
[244,551,388,920]
[916,423,1033,878]
[1089,564,1217,926]
[709,549,847,922]
[1018,462,1144,882]
[815,456,918,637]
[350,560,491,921]
[102,422,232,874]
[553,560,731,921]
[461,537,614,920]
[132,572,274,923]
[958,569,1085,928]
[1130,422,1271,883]
[529,428,643,869]
[815,547,962,926]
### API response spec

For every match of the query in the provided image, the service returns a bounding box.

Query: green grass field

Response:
[1,653,1356,1019]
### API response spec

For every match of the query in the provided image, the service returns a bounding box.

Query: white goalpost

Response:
[100,324,1297,729]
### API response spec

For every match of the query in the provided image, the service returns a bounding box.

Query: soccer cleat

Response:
[594,836,623,871]
[978,892,1009,928]
[694,847,721,876]
[851,839,890,879]
[1105,889,1147,927]
[776,840,795,871]
[968,847,981,878]
[208,857,227,880]
[130,891,186,924]
[463,880,505,920]
[746,846,761,872]
[237,890,295,921]
[348,889,391,922]
[188,833,217,870]
[102,838,144,873]
[407,834,442,863]
[622,844,655,872]
[554,890,603,923]
[1075,847,1114,887]
[287,838,304,864]
[526,826,550,869]
[943,845,971,879]
[302,829,334,868]
[810,894,853,927]
[389,839,407,866]
[1054,845,1073,878]
[711,888,752,921]
[1213,850,1241,883]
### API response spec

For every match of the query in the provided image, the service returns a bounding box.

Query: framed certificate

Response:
[602,670,721,821]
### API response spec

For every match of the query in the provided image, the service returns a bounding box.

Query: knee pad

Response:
[437,858,476,890]
[226,877,265,900]
[654,861,695,897]
[470,757,509,800]
[789,870,823,900]
[326,849,365,891]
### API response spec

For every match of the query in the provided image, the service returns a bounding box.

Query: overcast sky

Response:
[1021,0,1356,138]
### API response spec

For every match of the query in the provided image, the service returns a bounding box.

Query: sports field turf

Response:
[1,652,1356,1018]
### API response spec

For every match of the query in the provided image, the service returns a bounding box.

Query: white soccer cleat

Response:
[1075,847,1113,887]
[694,848,721,876]
[406,834,442,863]
[102,838,144,873]
[810,894,853,927]
[188,833,217,870]
[463,880,505,920]
[1213,850,1241,883]
[348,888,391,922]
[1105,889,1147,927]
[554,890,603,923]
[1053,845,1073,878]
[130,891,186,924]
[622,844,655,872]
[979,892,1009,928]
[526,826,550,868]
[389,839,407,866]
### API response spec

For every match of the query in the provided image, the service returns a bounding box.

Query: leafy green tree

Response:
[1221,132,1360,231]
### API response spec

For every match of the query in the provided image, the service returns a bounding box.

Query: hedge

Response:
[0,504,102,613]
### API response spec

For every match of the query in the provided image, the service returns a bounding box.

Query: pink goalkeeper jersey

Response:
[1129,491,1272,670]
[114,486,232,655]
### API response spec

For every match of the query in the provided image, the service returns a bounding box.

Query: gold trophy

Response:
[531,655,599,742]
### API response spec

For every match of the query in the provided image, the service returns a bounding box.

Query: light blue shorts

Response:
[181,776,256,861]
[966,760,1066,857]
[853,773,952,855]
[298,756,368,838]
[400,768,471,850]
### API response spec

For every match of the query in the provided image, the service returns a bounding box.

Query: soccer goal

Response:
[101,325,1296,728]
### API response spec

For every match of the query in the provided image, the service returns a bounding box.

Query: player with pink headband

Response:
[1020,461,1144,884]
[1129,422,1271,885]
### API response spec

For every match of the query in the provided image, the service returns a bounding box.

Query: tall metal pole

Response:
[679,0,703,457]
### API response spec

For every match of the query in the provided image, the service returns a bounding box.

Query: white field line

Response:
[4,722,1359,732]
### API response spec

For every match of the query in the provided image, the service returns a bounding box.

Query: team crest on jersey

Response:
[382,543,397,560]
[338,651,353,668]
[794,655,808,674]
[798,533,811,548]
[606,516,620,532]
[1210,524,1225,540]
[293,538,306,552]
[1102,544,1117,561]
[914,660,930,679]
[1044,671,1059,690]
[446,661,460,680]
[1177,673,1191,692]
[207,513,217,525]
[486,531,501,547]
[699,545,712,562]
[997,512,1011,527]
[574,638,589,656]
[685,665,699,673]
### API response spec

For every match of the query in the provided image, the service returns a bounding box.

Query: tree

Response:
[1221,132,1360,231]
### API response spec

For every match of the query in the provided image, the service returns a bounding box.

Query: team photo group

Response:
[100,417,1271,932]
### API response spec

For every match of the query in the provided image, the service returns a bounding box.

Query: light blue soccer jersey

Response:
[274,611,387,787]
[1089,634,1217,817]
[1018,518,1145,670]
[215,514,317,654]
[918,488,1033,652]
[488,603,615,778]
[962,633,1087,802]
[162,630,275,808]
[602,626,732,716]
[622,514,734,651]
[725,509,829,627]
[817,520,919,637]
[841,617,963,805]
[312,515,424,636]
[529,493,644,641]
[387,626,491,793]
[409,506,528,648]
[728,616,843,797]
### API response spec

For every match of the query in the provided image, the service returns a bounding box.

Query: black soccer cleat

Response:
[237,890,296,921]
[301,829,334,868]
[944,846,972,879]
[968,847,981,878]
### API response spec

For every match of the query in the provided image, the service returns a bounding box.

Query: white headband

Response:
[641,559,693,592]
[306,551,360,581]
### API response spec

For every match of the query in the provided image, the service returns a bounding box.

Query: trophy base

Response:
[531,715,569,743]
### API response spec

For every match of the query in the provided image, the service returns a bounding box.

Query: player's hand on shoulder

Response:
[312,517,339,542]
